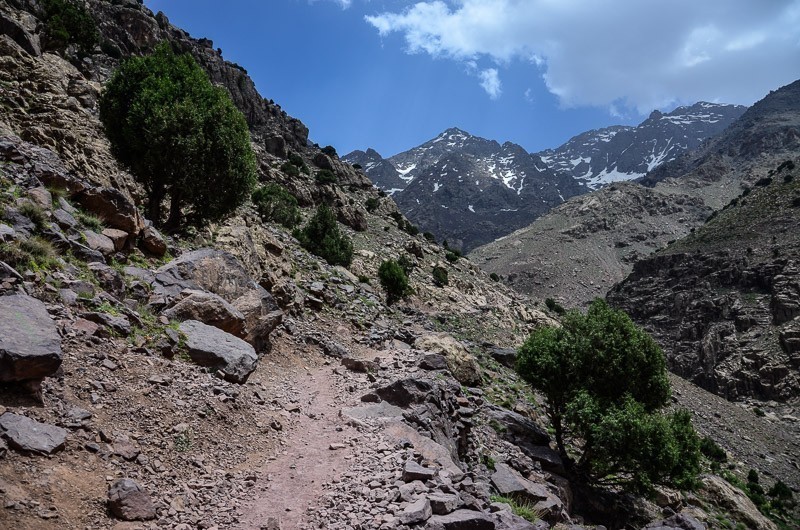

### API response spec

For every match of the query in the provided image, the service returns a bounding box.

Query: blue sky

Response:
[143,0,800,158]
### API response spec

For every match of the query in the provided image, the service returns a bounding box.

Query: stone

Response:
[416,334,482,386]
[699,475,778,530]
[27,187,52,210]
[376,378,434,408]
[341,357,379,373]
[403,461,437,482]
[88,262,125,296]
[400,497,432,525]
[245,311,283,355]
[102,228,129,252]
[77,187,143,234]
[491,464,549,504]
[644,513,706,530]
[488,347,517,369]
[428,493,460,515]
[0,294,62,382]
[425,509,496,530]
[83,229,115,256]
[420,353,448,371]
[155,249,263,302]
[82,312,131,337]
[484,406,551,450]
[179,320,258,384]
[232,288,280,331]
[0,413,67,454]
[139,224,167,257]
[107,478,156,521]
[52,209,78,229]
[164,289,246,337]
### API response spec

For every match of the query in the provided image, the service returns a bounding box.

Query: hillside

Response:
[472,79,800,308]
[608,159,800,402]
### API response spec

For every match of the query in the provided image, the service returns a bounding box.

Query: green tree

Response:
[516,299,700,493]
[378,259,411,305]
[252,183,301,229]
[99,44,257,229]
[294,204,353,267]
[42,0,99,54]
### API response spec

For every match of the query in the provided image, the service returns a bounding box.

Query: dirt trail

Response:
[236,361,361,529]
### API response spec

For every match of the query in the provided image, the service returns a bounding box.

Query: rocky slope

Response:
[0,1,793,529]
[537,103,746,190]
[347,129,585,252]
[472,79,800,308]
[608,159,800,402]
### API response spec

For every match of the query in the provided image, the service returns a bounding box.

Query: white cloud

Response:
[365,0,800,114]
[312,0,352,8]
[478,68,502,99]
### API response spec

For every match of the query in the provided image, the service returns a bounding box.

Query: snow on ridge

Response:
[468,205,475,213]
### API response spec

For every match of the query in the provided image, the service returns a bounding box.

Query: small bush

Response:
[294,204,353,267]
[445,250,460,263]
[252,183,301,229]
[357,274,370,284]
[489,272,500,282]
[321,145,338,157]
[365,197,380,213]
[755,177,772,187]
[423,231,436,242]
[315,169,337,185]
[784,174,794,183]
[432,266,448,287]
[378,259,411,305]
[1,237,60,271]
[352,163,362,170]
[793,196,800,208]
[76,210,104,231]
[397,254,415,276]
[18,202,48,232]
[287,152,310,174]
[42,0,100,54]
[777,160,795,172]
[544,297,566,315]
[404,222,420,236]
[700,436,727,462]
[280,161,300,178]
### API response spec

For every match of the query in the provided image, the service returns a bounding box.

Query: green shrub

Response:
[378,259,411,305]
[42,0,99,54]
[280,161,301,178]
[397,254,415,276]
[100,44,256,228]
[76,209,104,231]
[445,250,460,263]
[544,297,566,315]
[294,204,353,267]
[365,197,380,213]
[700,436,727,462]
[516,299,700,493]
[352,163,362,170]
[0,237,60,271]
[755,177,772,187]
[785,174,794,183]
[252,183,301,229]
[321,145,338,157]
[423,231,436,242]
[404,222,420,236]
[18,202,48,232]
[489,272,500,282]
[432,266,448,287]
[315,169,337,185]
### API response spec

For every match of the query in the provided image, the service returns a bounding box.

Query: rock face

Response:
[107,478,157,521]
[0,413,67,455]
[178,320,258,384]
[699,475,778,530]
[609,166,800,401]
[0,294,62,383]
[416,334,482,386]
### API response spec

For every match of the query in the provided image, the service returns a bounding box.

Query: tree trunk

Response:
[164,190,183,233]
[147,186,164,227]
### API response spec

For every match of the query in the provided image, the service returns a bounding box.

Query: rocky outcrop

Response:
[417,334,483,386]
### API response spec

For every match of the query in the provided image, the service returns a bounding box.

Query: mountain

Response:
[608,158,800,402]
[346,128,586,252]
[537,102,746,189]
[471,79,800,307]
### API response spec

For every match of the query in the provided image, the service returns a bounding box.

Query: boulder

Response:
[400,497,433,525]
[491,463,549,502]
[376,378,434,407]
[77,187,143,234]
[82,312,131,337]
[139,224,167,257]
[0,413,67,454]
[232,288,281,332]
[107,478,156,521]
[484,406,551,452]
[419,353,448,371]
[341,356,379,373]
[489,347,517,368]
[426,509,496,530]
[88,262,125,296]
[155,249,262,302]
[0,294,62,382]
[403,460,438,482]
[699,475,778,530]
[644,513,706,530]
[164,289,246,337]
[53,208,78,229]
[428,493,460,515]
[245,311,284,355]
[102,228,129,252]
[179,320,258,384]
[416,334,482,386]
[82,229,115,256]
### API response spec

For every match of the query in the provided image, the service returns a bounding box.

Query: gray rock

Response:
[82,312,131,337]
[341,356,379,373]
[102,228,129,251]
[52,209,78,229]
[107,478,156,521]
[400,497,433,525]
[82,229,115,256]
[164,289,246,337]
[0,294,62,382]
[179,320,258,384]
[644,513,706,530]
[429,493,460,515]
[491,463,549,502]
[77,186,143,234]
[403,461,437,482]
[155,248,262,302]
[139,224,167,257]
[426,509,496,530]
[376,378,434,408]
[0,413,67,454]
[489,347,517,368]
[420,353,449,371]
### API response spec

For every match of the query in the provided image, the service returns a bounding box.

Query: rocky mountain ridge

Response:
[471,79,800,308]
[537,102,746,189]
[347,129,585,252]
